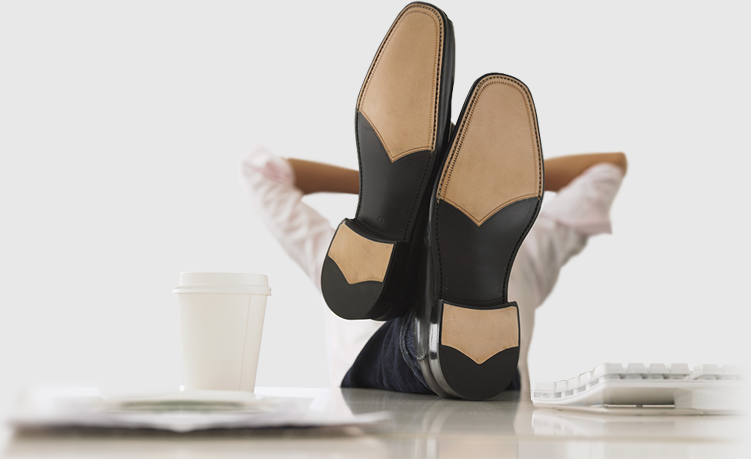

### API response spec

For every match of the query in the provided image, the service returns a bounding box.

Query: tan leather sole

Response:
[440,304,519,364]
[357,3,445,162]
[437,75,543,226]
[327,222,394,285]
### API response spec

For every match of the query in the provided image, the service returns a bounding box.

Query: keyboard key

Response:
[579,371,593,387]
[533,382,555,391]
[567,377,579,393]
[647,363,668,379]
[692,364,721,380]
[668,363,690,379]
[625,363,646,379]
[593,363,624,381]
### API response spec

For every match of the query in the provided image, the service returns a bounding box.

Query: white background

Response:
[1,0,749,447]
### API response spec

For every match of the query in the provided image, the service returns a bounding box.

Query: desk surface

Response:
[2,387,748,458]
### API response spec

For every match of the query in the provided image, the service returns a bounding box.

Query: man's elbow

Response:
[612,152,628,175]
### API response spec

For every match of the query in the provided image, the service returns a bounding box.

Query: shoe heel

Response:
[321,219,396,320]
[431,300,520,400]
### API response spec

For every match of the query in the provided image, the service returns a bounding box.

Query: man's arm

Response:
[544,152,627,192]
[286,158,359,195]
[287,152,627,195]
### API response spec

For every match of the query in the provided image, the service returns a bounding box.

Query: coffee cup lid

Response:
[173,272,271,295]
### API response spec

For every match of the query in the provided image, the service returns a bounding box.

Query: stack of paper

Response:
[9,387,387,433]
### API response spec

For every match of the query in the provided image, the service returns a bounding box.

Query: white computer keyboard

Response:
[532,363,746,415]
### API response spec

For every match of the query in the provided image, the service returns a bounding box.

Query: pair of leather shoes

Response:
[320,2,544,400]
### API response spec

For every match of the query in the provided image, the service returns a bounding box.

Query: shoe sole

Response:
[419,74,544,400]
[321,2,455,320]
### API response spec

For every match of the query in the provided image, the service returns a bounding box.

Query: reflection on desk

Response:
[3,387,747,459]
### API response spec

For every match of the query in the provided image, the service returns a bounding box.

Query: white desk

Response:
[2,387,747,458]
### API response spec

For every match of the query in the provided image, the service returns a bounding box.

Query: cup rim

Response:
[173,285,271,295]
[174,272,271,295]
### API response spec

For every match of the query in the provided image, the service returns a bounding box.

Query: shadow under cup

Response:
[174,272,271,392]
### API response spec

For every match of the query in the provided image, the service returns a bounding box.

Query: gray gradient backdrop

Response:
[1,0,749,446]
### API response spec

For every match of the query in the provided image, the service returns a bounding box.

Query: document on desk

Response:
[8,387,388,433]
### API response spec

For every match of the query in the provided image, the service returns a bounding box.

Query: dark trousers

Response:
[341,315,520,395]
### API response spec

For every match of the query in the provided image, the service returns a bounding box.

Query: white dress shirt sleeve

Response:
[239,145,334,291]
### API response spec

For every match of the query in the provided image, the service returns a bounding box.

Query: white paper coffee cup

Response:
[174,272,271,392]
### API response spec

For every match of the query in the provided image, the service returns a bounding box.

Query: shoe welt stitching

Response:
[357,5,443,160]
[438,75,542,201]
